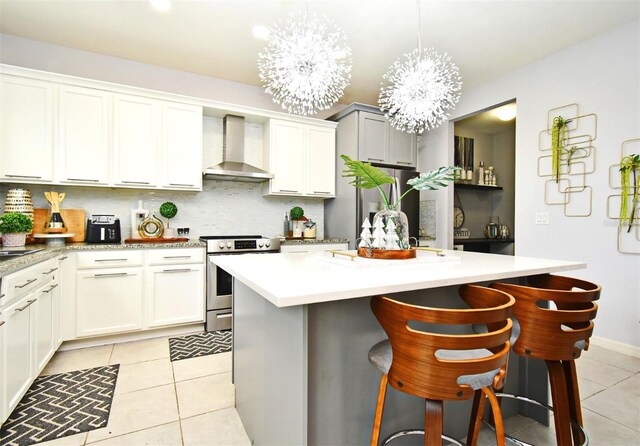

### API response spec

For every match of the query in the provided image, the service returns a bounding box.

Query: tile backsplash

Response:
[1,182,325,240]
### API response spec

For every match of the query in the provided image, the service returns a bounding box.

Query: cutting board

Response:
[124,237,189,244]
[29,209,85,243]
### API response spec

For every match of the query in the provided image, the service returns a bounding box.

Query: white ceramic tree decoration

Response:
[359,218,372,247]
[384,219,400,250]
[371,218,385,248]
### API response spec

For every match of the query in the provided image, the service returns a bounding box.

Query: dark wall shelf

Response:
[454,183,503,191]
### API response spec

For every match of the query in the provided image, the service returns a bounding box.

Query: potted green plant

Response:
[290,206,306,238]
[341,155,456,251]
[0,212,34,247]
[159,202,178,238]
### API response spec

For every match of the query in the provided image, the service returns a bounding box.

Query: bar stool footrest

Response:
[382,429,465,446]
[481,392,589,446]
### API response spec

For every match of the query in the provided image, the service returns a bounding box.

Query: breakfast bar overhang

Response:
[210,250,586,445]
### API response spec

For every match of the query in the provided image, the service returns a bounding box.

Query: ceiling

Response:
[0,0,638,107]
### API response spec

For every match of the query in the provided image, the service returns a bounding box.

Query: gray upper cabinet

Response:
[329,103,417,169]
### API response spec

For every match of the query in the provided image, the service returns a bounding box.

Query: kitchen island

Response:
[211,250,585,445]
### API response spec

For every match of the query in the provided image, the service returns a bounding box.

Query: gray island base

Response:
[212,250,586,445]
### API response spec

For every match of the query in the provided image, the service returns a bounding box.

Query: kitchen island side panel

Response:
[306,286,529,445]
[233,280,307,446]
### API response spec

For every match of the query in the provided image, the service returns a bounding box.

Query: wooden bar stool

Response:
[484,274,601,446]
[368,284,515,446]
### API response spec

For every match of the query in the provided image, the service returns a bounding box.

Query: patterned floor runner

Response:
[169,330,232,361]
[0,365,119,446]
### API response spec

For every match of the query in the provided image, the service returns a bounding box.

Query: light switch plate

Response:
[535,212,549,225]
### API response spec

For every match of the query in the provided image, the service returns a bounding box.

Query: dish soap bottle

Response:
[130,200,148,239]
[283,213,289,237]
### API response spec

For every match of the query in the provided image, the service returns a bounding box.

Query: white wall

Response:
[420,21,640,349]
[0,33,330,239]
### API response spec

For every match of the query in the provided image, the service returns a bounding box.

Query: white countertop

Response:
[210,250,586,307]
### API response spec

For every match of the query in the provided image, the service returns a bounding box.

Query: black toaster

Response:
[86,215,121,243]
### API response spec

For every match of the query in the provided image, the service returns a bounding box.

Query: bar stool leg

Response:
[371,374,388,446]
[424,399,444,446]
[563,360,585,445]
[546,360,573,446]
[467,389,487,446]
[483,387,506,446]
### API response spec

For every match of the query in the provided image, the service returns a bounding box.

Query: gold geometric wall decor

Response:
[538,103,597,217]
[607,138,640,254]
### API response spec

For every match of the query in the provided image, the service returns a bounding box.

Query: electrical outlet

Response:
[535,212,549,225]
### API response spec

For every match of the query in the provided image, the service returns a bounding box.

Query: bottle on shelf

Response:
[130,200,148,239]
[478,161,485,185]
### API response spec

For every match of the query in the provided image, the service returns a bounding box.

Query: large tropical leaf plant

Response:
[340,155,456,207]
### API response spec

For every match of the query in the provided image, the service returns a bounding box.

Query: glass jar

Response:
[372,204,410,250]
[484,215,500,239]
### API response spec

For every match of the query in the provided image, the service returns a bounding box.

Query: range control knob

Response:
[258,241,264,248]
[265,240,271,248]
[227,242,233,249]
[218,242,225,249]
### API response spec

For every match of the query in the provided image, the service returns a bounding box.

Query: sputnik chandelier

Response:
[258,11,352,116]
[379,2,462,134]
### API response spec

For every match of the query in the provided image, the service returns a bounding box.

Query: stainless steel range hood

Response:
[203,115,273,182]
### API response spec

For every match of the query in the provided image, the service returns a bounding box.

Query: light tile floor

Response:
[37,337,250,446]
[31,339,640,446]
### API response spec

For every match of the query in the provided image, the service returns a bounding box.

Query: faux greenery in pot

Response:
[159,202,178,228]
[0,212,34,247]
[289,206,306,237]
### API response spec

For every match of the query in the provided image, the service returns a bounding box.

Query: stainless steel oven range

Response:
[200,235,280,331]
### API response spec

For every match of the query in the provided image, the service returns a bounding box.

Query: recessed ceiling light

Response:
[494,103,517,121]
[252,25,270,40]
[149,0,171,12]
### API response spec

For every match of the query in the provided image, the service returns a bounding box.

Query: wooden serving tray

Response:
[357,247,417,260]
[124,237,190,244]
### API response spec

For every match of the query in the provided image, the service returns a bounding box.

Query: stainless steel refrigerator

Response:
[325,167,419,249]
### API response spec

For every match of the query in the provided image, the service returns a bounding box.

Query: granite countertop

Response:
[280,238,349,245]
[0,240,205,276]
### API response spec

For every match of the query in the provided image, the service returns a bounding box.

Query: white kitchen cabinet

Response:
[112,94,160,187]
[57,85,110,185]
[33,281,56,374]
[161,102,203,190]
[0,75,54,182]
[264,119,336,198]
[305,126,336,197]
[146,264,205,328]
[0,308,6,424]
[76,268,144,337]
[280,242,349,254]
[3,293,35,418]
[58,253,76,342]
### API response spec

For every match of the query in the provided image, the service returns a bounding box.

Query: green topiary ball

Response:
[0,212,34,233]
[290,206,304,220]
[160,202,178,220]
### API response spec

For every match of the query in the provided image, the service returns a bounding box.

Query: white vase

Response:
[2,232,27,247]
[163,227,176,238]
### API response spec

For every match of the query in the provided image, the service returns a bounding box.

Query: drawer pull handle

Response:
[397,161,413,165]
[169,183,195,187]
[94,258,128,262]
[67,178,100,182]
[15,278,38,288]
[312,191,331,194]
[279,189,299,193]
[367,158,384,162]
[217,313,232,319]
[15,299,36,312]
[43,268,58,275]
[93,272,129,278]
[0,293,5,298]
[5,174,42,179]
[59,256,68,261]
[121,180,150,185]
[0,321,4,327]
[162,268,192,273]
[43,284,59,293]
[163,255,191,259]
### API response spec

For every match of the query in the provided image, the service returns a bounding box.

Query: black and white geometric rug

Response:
[169,330,232,361]
[0,365,119,446]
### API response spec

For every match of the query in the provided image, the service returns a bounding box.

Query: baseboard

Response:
[58,323,204,351]
[590,335,640,358]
